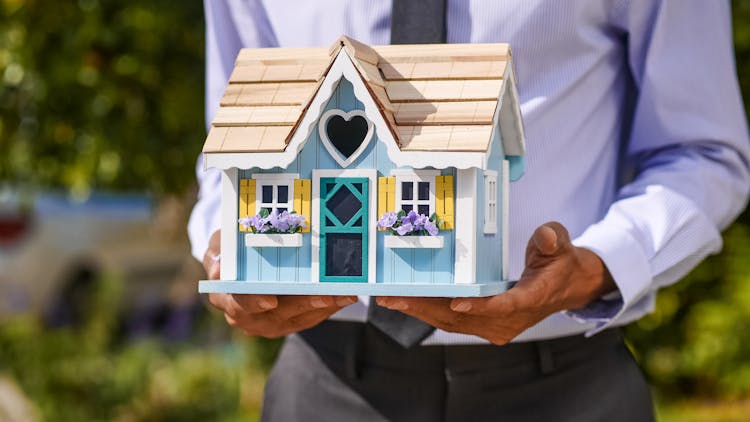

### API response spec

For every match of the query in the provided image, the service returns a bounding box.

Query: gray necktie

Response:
[367,0,446,349]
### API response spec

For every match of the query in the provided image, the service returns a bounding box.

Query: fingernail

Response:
[311,296,328,308]
[258,298,275,310]
[387,300,407,310]
[336,297,356,306]
[452,301,472,312]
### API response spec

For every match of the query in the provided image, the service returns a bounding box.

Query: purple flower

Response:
[414,214,429,230]
[396,222,413,236]
[424,220,439,236]
[377,212,398,229]
[248,214,266,232]
[290,213,307,230]
[376,210,439,237]
[269,209,291,232]
[242,209,307,234]
[238,216,253,230]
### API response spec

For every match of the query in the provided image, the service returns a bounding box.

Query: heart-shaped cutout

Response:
[326,114,368,158]
[319,109,374,168]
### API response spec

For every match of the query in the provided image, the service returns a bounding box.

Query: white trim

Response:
[501,160,510,280]
[251,173,298,215]
[220,169,238,281]
[384,235,444,249]
[311,169,377,284]
[454,168,477,284]
[205,151,489,171]
[391,169,439,216]
[245,233,303,248]
[203,48,493,171]
[318,109,374,168]
[483,170,498,234]
[389,169,441,178]
[251,173,299,181]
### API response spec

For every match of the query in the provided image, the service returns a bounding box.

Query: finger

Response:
[208,293,232,312]
[209,293,257,322]
[208,261,220,280]
[449,291,517,316]
[202,230,222,279]
[533,222,572,256]
[232,294,279,314]
[377,298,522,343]
[532,225,559,256]
[377,297,455,324]
[241,305,351,338]
[273,295,356,319]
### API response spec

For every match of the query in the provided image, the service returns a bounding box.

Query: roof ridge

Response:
[328,35,380,65]
[324,39,400,146]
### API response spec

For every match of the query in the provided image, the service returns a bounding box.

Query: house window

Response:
[392,170,440,216]
[484,170,498,234]
[252,173,298,214]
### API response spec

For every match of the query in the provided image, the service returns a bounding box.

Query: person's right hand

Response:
[202,230,357,338]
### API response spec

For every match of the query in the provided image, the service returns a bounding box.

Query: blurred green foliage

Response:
[623,0,750,402]
[0,276,269,421]
[1,0,750,418]
[0,0,205,198]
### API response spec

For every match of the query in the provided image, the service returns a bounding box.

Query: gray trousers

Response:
[262,321,654,422]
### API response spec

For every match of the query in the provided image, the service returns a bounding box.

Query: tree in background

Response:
[0,0,205,198]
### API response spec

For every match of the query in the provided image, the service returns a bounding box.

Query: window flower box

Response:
[239,209,306,248]
[245,233,303,248]
[384,235,444,249]
[378,210,444,249]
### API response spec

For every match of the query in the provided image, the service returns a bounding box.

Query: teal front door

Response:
[319,177,369,283]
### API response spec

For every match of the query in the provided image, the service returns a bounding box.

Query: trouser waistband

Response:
[298,320,624,379]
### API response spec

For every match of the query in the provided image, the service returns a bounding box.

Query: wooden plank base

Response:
[199,280,515,297]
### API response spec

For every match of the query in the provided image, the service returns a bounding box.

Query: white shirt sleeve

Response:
[569,1,750,334]
[187,0,277,261]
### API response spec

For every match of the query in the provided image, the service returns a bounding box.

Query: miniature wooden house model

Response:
[199,36,526,297]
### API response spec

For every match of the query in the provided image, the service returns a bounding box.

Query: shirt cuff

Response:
[568,221,653,336]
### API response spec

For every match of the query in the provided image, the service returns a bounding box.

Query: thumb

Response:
[530,222,570,257]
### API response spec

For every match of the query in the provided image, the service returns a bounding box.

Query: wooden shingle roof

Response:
[203,36,514,155]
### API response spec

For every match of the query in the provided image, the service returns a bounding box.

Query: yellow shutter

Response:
[435,175,454,230]
[377,177,396,229]
[238,179,256,232]
[294,179,311,233]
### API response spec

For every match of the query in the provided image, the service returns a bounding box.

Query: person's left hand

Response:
[376,222,616,345]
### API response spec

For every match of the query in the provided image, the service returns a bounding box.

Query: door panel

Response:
[319,178,368,282]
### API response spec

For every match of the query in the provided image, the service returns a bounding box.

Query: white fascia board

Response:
[499,64,526,157]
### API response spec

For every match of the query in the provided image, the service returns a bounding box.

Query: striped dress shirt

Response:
[189,0,750,344]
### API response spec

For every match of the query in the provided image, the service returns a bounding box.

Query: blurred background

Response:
[0,1,749,421]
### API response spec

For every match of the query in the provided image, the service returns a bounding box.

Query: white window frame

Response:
[391,169,440,216]
[484,170,498,234]
[251,173,299,214]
